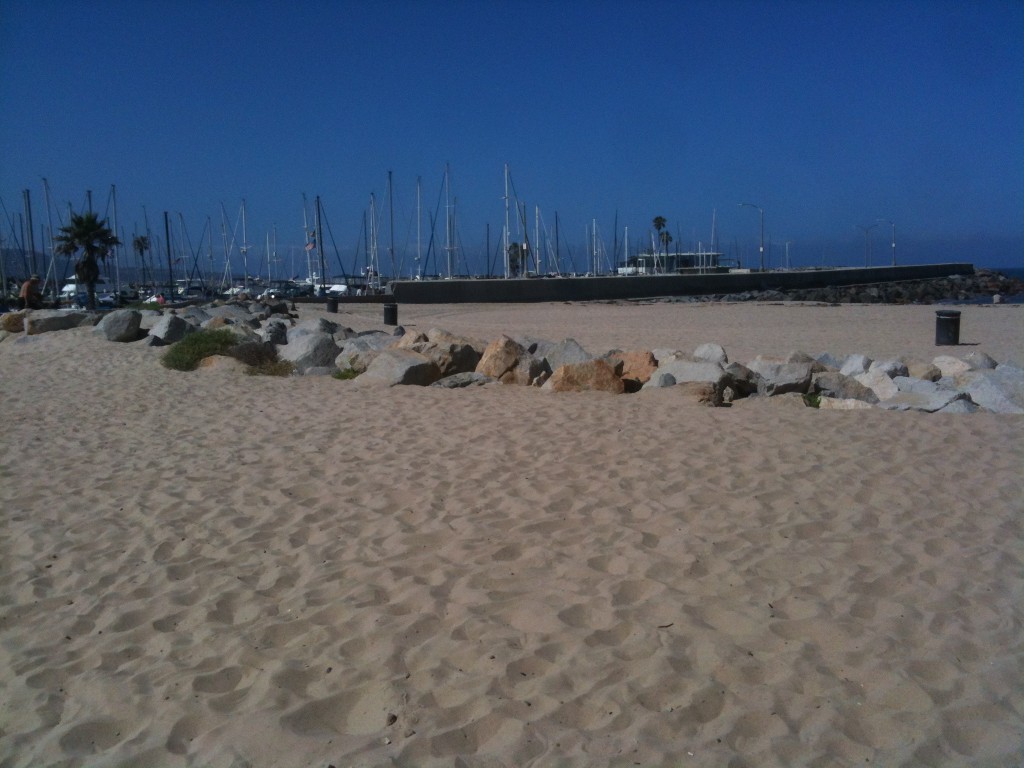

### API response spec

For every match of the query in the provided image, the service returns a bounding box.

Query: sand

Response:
[1,301,1022,767]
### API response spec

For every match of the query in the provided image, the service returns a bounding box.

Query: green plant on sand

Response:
[161,330,295,375]
[160,329,240,371]
[333,367,360,380]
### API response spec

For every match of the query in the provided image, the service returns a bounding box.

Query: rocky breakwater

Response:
[671,268,1024,305]
[7,297,1020,415]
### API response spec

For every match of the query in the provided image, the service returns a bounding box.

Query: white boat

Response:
[59,276,111,305]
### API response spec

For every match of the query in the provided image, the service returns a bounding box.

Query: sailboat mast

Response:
[240,199,249,292]
[503,164,510,279]
[315,195,326,293]
[111,184,121,293]
[444,164,453,279]
[42,178,58,301]
[387,170,396,279]
[416,176,422,279]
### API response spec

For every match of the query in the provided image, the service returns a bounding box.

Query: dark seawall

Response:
[390,264,975,304]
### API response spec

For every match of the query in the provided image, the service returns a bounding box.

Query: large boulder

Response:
[854,368,900,400]
[337,335,397,374]
[205,304,257,325]
[1,311,26,333]
[656,357,730,386]
[839,354,872,377]
[692,343,728,365]
[541,338,593,372]
[260,319,289,346]
[811,371,879,403]
[868,359,909,378]
[952,367,1024,414]
[398,328,483,376]
[932,354,971,378]
[745,356,814,396]
[277,332,339,373]
[287,317,342,342]
[25,310,95,335]
[357,349,442,386]
[475,335,546,385]
[606,350,657,392]
[543,359,624,393]
[149,313,197,343]
[93,309,142,342]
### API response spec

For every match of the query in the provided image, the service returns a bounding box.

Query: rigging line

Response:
[318,201,349,280]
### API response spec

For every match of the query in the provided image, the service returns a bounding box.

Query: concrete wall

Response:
[391,264,975,304]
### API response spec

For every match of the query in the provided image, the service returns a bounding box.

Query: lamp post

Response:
[784,240,793,270]
[856,223,878,267]
[877,218,895,266]
[739,202,764,271]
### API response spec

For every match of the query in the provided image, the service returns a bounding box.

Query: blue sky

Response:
[1,0,1022,278]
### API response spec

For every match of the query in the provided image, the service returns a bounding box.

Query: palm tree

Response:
[132,234,151,286]
[54,211,120,310]
[652,216,668,273]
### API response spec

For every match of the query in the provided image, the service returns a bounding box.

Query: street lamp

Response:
[784,240,793,270]
[876,218,895,266]
[855,223,879,267]
[739,202,764,271]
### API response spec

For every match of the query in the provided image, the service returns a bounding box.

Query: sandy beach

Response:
[1,300,1022,767]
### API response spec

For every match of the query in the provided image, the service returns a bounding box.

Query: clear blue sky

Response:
[2,0,1022,278]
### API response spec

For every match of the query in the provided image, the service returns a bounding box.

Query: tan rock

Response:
[607,350,657,390]
[1,311,26,333]
[475,335,544,385]
[544,359,624,393]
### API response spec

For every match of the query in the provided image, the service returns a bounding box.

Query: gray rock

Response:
[205,304,257,325]
[656,359,728,385]
[93,309,142,342]
[149,314,197,343]
[815,352,844,370]
[177,305,212,324]
[745,356,813,396]
[335,338,384,374]
[277,332,340,373]
[24,310,96,335]
[811,371,879,403]
[877,390,971,412]
[854,368,900,400]
[724,362,760,397]
[287,317,341,342]
[260,319,289,346]
[641,371,677,389]
[839,354,872,376]
[693,342,728,365]
[542,338,593,371]
[358,348,442,386]
[963,351,998,370]
[936,399,983,414]
[952,369,1024,414]
[431,372,496,388]
[869,359,909,378]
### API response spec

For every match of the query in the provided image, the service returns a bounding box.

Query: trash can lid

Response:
[935,309,961,317]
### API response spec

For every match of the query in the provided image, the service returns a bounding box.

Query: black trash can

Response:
[326,297,338,313]
[935,309,961,345]
[383,303,398,326]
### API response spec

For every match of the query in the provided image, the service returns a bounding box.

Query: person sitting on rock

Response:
[19,275,43,309]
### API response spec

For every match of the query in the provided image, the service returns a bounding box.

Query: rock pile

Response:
[4,299,1022,414]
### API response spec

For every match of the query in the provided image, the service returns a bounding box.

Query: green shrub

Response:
[161,328,239,371]
[802,392,822,408]
[332,367,360,380]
